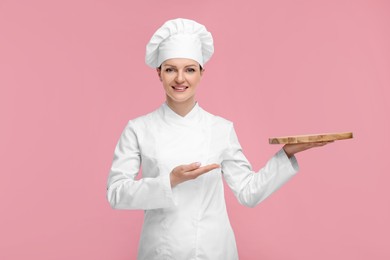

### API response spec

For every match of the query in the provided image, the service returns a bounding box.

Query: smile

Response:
[172,86,189,92]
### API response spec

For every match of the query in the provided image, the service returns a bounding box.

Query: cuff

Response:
[160,173,178,206]
[277,148,300,173]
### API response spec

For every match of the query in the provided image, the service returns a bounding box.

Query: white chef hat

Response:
[145,18,214,68]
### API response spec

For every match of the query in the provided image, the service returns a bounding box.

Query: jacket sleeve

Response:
[106,121,175,210]
[221,125,299,207]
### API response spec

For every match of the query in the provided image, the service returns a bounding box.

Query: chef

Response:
[107,18,330,260]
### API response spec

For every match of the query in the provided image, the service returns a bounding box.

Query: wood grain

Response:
[269,132,353,144]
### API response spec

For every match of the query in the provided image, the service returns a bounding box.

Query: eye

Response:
[186,68,196,73]
[165,68,174,73]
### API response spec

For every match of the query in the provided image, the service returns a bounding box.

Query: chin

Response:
[168,95,194,104]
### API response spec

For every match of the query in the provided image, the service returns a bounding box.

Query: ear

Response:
[156,68,162,81]
[200,68,205,77]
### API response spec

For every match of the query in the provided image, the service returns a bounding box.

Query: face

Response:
[157,58,203,106]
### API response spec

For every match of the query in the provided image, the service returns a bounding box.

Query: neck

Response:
[166,97,196,117]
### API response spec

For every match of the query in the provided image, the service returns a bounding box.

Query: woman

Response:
[107,18,330,260]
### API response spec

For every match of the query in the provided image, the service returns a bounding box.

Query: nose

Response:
[175,70,185,83]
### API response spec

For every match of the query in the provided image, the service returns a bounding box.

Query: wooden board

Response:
[269,132,353,144]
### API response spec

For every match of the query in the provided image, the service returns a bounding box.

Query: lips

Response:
[172,85,188,92]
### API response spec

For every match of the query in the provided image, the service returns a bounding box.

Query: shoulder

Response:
[125,106,161,132]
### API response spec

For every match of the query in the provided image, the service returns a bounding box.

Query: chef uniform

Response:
[107,18,299,260]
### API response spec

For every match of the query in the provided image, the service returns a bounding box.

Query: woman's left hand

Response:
[283,141,333,158]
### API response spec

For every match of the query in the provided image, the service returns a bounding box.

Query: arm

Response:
[106,121,175,210]
[222,125,299,208]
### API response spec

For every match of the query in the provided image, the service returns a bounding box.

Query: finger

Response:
[201,163,220,171]
[188,163,220,178]
[317,141,334,146]
[310,141,334,147]
[177,162,202,173]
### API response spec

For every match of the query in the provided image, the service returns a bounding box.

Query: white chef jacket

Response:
[107,102,299,260]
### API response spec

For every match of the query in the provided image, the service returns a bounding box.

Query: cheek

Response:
[161,76,172,86]
[163,82,171,91]
[190,76,201,86]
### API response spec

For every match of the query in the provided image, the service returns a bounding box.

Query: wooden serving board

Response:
[269,132,353,144]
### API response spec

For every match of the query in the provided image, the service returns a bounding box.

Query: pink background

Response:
[1,0,389,259]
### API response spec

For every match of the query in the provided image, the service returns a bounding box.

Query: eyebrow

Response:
[162,64,198,68]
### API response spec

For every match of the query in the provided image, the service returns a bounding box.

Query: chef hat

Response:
[145,18,214,68]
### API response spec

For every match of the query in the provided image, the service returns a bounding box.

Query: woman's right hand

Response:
[170,162,220,188]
